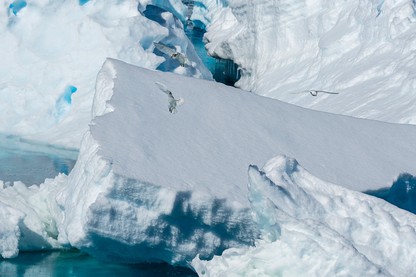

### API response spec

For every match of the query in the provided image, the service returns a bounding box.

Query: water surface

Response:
[0,135,77,185]
[0,250,197,277]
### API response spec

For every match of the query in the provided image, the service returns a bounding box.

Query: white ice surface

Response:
[192,155,416,276]
[201,0,416,124]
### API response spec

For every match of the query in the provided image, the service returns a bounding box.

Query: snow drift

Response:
[200,0,416,124]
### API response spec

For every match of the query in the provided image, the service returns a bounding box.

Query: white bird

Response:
[153,42,189,67]
[155,82,184,113]
[307,90,339,96]
[291,90,339,96]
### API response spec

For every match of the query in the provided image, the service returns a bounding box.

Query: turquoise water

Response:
[0,250,197,277]
[0,135,77,185]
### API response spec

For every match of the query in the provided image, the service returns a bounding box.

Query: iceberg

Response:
[56,59,416,265]
[200,0,416,124]
[1,58,416,269]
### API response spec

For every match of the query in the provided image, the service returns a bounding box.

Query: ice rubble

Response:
[192,155,416,276]
[0,0,208,149]
[199,0,416,124]
[1,59,416,267]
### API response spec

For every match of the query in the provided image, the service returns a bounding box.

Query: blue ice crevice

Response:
[9,0,27,15]
[53,85,77,121]
[79,0,90,6]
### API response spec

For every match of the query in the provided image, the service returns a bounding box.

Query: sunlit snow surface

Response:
[198,0,416,124]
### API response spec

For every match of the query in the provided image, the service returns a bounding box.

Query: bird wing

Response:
[317,90,339,95]
[153,42,176,56]
[155,81,172,95]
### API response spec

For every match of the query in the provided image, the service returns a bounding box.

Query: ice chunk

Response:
[0,176,67,258]
[56,59,416,265]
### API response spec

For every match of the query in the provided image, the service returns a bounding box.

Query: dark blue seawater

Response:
[366,173,416,214]
[0,250,197,277]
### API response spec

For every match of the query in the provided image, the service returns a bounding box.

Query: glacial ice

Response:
[200,0,416,124]
[0,0,208,149]
[1,1,416,274]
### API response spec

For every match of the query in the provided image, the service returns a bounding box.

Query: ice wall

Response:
[192,155,416,276]
[202,0,416,124]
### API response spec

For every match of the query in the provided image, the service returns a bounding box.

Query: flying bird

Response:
[153,42,189,67]
[291,90,339,96]
[155,82,184,114]
[307,90,339,96]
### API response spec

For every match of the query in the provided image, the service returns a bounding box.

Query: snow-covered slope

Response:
[0,0,208,148]
[201,0,416,124]
[56,59,416,264]
[192,155,416,276]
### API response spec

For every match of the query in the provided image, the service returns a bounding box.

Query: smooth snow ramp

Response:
[94,59,415,192]
[58,58,416,264]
